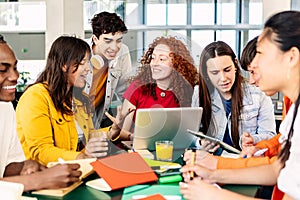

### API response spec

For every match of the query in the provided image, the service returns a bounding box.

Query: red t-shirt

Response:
[123,81,179,111]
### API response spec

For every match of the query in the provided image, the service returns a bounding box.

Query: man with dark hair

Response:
[85,12,132,129]
[240,36,259,86]
[0,34,81,195]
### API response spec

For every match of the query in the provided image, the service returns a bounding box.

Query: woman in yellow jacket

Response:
[16,36,109,165]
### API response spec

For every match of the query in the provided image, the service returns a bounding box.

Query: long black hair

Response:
[261,10,300,166]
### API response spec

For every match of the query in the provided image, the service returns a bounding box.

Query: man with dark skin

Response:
[0,35,82,192]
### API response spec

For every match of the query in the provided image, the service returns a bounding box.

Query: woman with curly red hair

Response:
[107,36,211,142]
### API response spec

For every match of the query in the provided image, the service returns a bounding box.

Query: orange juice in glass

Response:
[155,140,173,161]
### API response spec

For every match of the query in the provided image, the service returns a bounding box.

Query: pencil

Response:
[190,149,196,180]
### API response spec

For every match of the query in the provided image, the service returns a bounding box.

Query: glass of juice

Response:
[155,140,173,161]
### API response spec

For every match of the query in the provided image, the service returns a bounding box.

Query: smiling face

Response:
[66,52,91,89]
[255,37,287,96]
[150,44,173,86]
[248,54,278,96]
[92,32,123,61]
[0,43,19,102]
[206,55,236,99]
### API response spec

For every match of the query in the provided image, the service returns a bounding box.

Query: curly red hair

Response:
[133,36,198,107]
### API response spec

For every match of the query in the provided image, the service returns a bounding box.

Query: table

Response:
[23,150,260,199]
[24,174,259,200]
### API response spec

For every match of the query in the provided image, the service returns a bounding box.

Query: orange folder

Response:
[91,152,158,190]
[138,194,166,200]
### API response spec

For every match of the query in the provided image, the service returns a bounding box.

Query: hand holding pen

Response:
[180,164,216,184]
[190,149,196,180]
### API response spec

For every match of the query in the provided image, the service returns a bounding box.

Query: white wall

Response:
[263,0,291,21]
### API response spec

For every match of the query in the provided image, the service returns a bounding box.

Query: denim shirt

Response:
[192,83,276,148]
[85,43,132,129]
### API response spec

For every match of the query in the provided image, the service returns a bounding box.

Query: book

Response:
[90,152,158,190]
[31,158,96,197]
[187,129,241,154]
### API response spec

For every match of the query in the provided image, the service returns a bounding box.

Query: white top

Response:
[278,103,300,199]
[0,180,24,199]
[0,102,25,178]
[84,40,132,129]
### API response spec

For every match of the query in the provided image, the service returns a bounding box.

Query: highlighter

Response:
[158,175,182,184]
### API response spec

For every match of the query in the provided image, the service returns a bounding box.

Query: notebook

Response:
[31,158,96,197]
[132,107,203,151]
[89,152,158,191]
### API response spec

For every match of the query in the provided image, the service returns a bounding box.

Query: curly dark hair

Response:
[133,36,197,106]
[91,11,128,39]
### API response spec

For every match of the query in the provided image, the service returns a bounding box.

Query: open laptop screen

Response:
[132,107,203,151]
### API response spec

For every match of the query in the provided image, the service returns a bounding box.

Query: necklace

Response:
[160,87,169,98]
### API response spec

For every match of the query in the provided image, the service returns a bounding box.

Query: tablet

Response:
[187,129,241,154]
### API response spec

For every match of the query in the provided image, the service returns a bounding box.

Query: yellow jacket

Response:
[73,97,95,142]
[16,83,80,165]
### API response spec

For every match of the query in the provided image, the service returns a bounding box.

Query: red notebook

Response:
[91,152,158,190]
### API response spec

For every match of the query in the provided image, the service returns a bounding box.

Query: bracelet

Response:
[110,131,121,142]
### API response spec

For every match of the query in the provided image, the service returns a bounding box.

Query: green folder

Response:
[121,184,183,200]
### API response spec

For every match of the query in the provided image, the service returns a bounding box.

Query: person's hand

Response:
[180,164,216,183]
[20,160,45,175]
[240,132,259,158]
[105,105,135,141]
[241,132,254,148]
[84,137,109,158]
[240,146,261,158]
[184,150,218,170]
[200,139,220,153]
[180,178,222,200]
[37,163,82,190]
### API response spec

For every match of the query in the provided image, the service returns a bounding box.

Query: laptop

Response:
[132,107,203,151]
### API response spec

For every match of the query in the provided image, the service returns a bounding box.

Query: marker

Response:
[158,175,182,184]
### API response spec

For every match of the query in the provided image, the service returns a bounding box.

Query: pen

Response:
[190,149,196,180]
[58,158,65,164]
